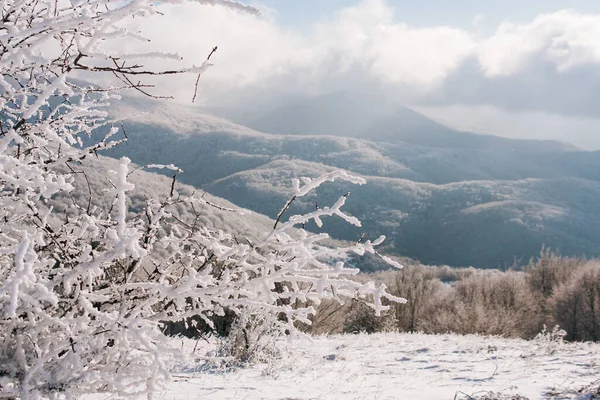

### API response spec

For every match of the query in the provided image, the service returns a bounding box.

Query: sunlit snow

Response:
[89,332,600,400]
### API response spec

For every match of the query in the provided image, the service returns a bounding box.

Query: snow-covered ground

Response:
[98,332,600,400]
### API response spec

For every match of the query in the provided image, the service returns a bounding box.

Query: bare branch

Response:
[274,194,296,230]
[192,46,217,103]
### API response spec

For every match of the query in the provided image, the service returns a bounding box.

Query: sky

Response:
[253,0,600,33]
[106,0,600,149]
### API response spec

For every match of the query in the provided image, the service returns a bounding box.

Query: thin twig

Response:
[169,174,176,198]
[192,46,217,103]
[65,161,93,215]
[273,194,296,230]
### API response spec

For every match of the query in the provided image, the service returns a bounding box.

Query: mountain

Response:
[95,94,600,268]
[205,159,600,268]
[102,94,599,186]
[246,91,576,151]
[247,91,396,138]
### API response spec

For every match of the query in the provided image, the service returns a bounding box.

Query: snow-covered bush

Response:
[342,300,385,334]
[216,310,282,366]
[0,0,404,398]
[532,324,567,356]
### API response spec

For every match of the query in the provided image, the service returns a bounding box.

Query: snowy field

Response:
[95,332,600,400]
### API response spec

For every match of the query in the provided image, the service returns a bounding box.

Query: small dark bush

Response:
[342,301,384,334]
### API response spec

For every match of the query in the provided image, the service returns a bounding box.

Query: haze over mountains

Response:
[99,92,600,268]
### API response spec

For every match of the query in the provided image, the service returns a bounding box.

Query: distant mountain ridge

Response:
[103,98,599,185]
[97,94,600,268]
[247,91,576,152]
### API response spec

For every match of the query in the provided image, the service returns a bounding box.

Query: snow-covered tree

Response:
[0,0,405,398]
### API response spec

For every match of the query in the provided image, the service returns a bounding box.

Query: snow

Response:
[88,332,600,400]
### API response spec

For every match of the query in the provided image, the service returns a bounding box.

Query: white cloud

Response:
[365,25,473,85]
[109,2,314,99]
[308,0,474,86]
[107,0,477,100]
[478,10,600,76]
[96,0,600,124]
[415,104,600,150]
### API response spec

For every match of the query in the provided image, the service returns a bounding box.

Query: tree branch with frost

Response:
[274,170,366,229]
[0,0,406,398]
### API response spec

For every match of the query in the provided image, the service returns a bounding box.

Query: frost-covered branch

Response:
[0,0,404,398]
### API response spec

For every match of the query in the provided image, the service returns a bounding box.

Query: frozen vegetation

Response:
[0,0,403,398]
[3,0,600,399]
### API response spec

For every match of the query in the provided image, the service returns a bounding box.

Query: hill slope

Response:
[52,155,275,243]
[205,159,600,267]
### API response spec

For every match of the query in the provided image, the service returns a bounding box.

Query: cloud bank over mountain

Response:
[108,2,599,104]
[89,0,600,147]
